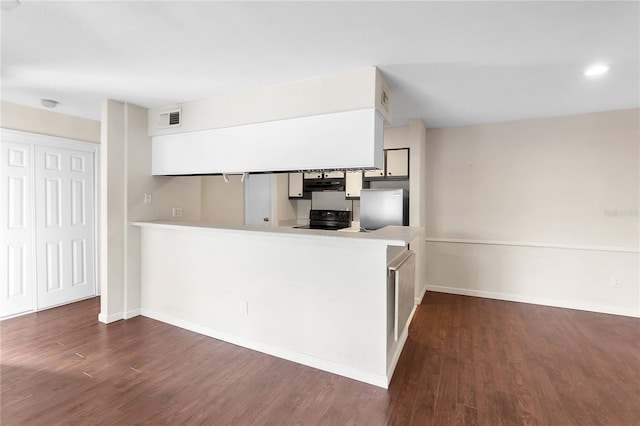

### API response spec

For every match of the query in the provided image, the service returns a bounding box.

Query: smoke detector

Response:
[41,99,59,108]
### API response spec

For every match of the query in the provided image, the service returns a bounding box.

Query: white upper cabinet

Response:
[304,172,323,179]
[152,108,384,175]
[323,171,345,179]
[345,171,363,198]
[288,173,303,198]
[386,149,409,178]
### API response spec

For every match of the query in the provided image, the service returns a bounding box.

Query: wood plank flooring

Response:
[2,292,639,425]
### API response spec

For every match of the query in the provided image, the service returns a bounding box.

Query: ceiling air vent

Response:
[158,109,181,129]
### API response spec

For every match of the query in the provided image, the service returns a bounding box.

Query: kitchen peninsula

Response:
[133,220,423,388]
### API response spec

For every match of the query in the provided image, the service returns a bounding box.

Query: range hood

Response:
[151,108,383,176]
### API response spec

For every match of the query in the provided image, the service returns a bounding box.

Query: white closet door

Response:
[0,142,36,317]
[35,146,95,309]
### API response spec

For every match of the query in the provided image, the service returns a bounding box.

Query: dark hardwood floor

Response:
[2,292,639,425]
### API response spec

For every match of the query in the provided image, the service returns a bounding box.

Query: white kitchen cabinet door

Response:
[304,172,322,179]
[288,173,303,198]
[323,171,345,178]
[35,146,96,309]
[345,171,363,198]
[0,142,36,317]
[386,149,409,178]
[244,174,274,227]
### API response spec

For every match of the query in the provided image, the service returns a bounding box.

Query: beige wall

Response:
[274,174,297,224]
[383,119,428,301]
[383,119,426,228]
[201,175,245,225]
[426,109,639,247]
[100,100,126,322]
[424,108,640,316]
[99,100,201,323]
[201,173,295,226]
[1,101,100,143]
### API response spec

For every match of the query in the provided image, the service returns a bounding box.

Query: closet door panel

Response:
[35,146,95,309]
[1,142,35,317]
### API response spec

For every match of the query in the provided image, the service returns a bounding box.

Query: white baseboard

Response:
[98,311,124,324]
[426,284,640,318]
[415,283,428,305]
[0,309,35,321]
[140,308,390,388]
[2,295,98,321]
[123,308,141,319]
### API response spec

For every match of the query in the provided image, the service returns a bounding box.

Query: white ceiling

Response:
[1,1,638,128]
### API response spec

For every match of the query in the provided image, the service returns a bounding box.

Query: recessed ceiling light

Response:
[41,99,59,108]
[584,63,611,77]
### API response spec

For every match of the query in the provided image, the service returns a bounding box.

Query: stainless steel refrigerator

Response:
[360,188,409,231]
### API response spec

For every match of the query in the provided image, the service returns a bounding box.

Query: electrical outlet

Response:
[172,207,183,218]
[144,193,152,204]
[240,300,248,315]
[611,276,621,288]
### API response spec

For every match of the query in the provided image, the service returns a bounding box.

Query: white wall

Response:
[424,108,640,317]
[138,223,393,387]
[1,101,100,143]
[99,100,202,323]
[148,67,390,137]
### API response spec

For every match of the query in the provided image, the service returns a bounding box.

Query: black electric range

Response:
[294,209,352,231]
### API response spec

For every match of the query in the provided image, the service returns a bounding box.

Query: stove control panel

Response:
[309,210,352,222]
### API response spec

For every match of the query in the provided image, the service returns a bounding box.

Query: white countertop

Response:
[132,220,423,247]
